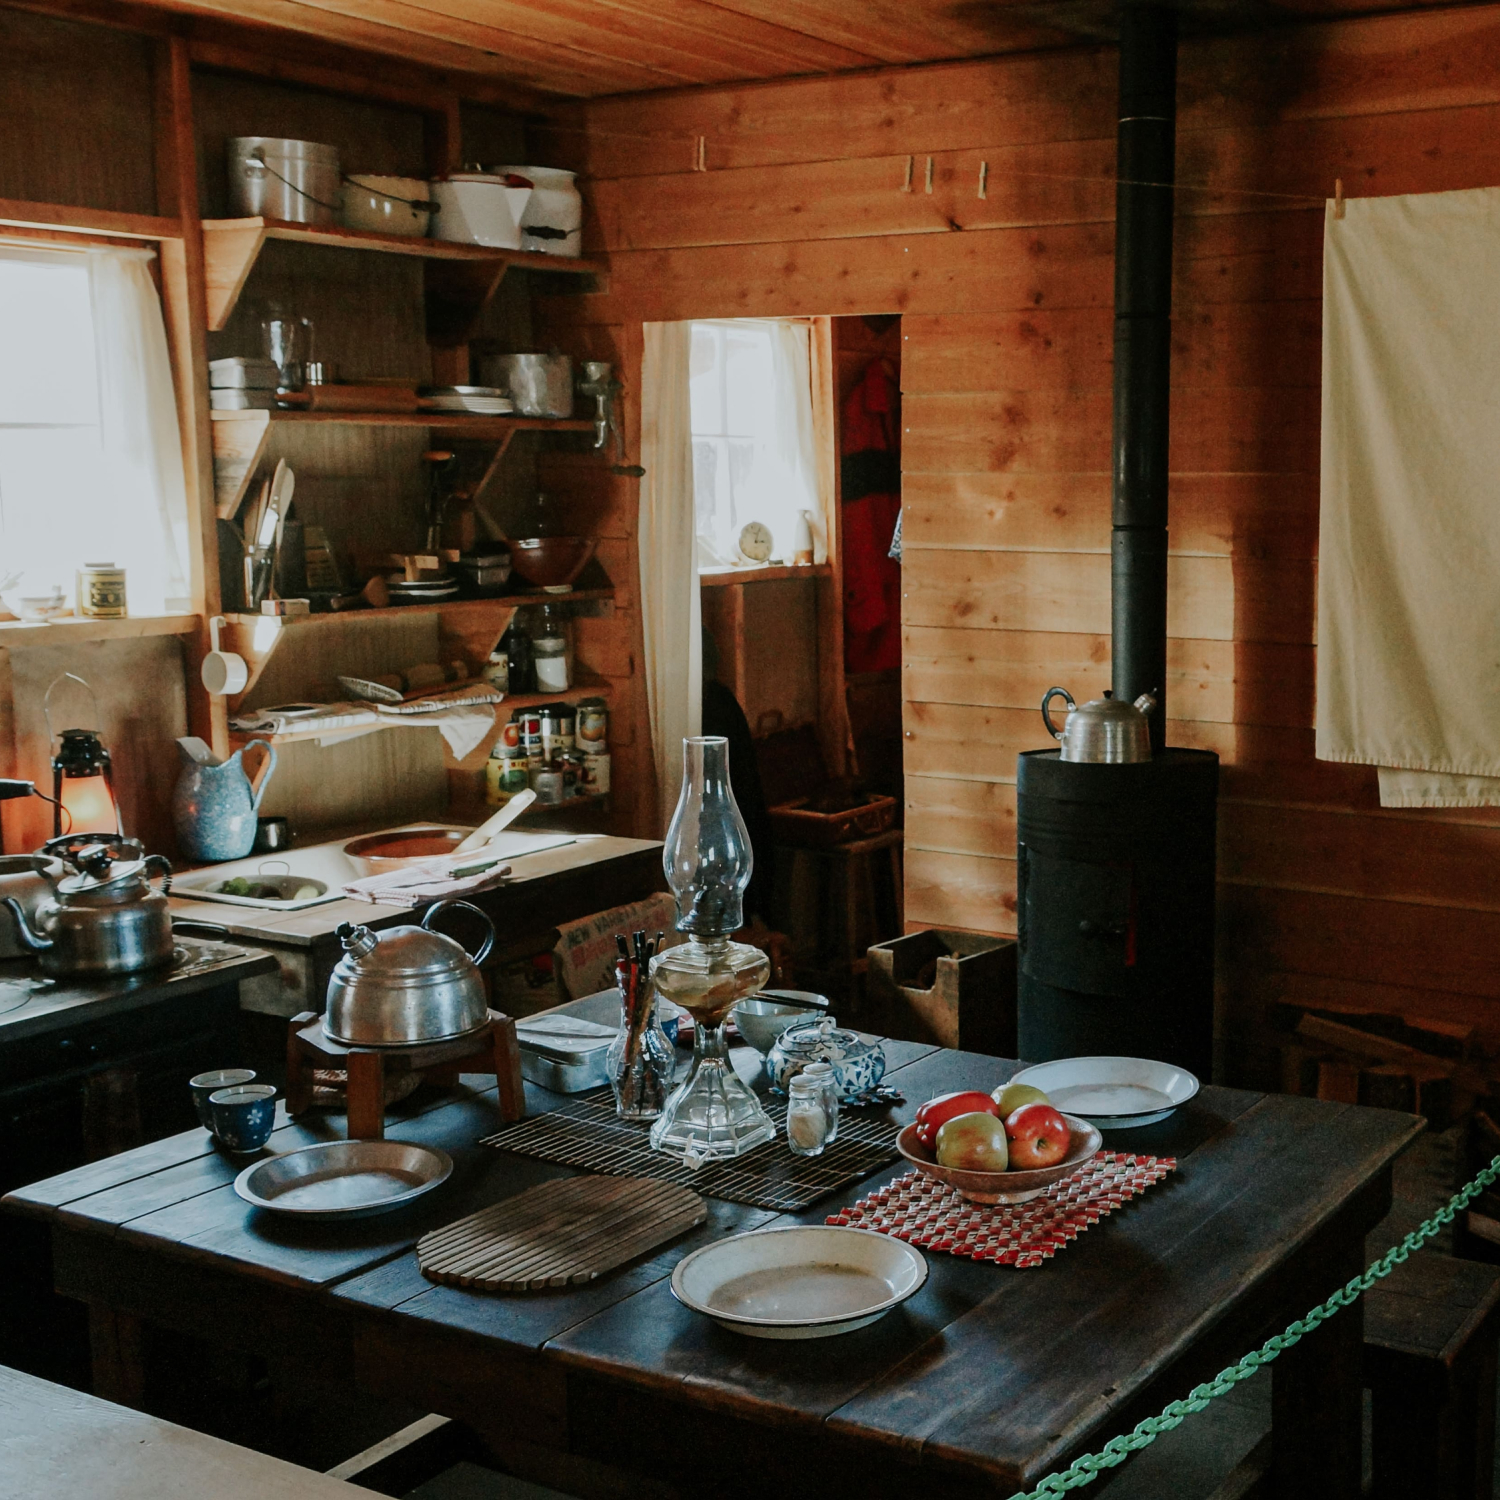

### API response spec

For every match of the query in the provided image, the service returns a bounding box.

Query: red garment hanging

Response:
[842,358,902,673]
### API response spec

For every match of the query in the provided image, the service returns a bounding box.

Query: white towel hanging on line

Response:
[1318,185,1500,805]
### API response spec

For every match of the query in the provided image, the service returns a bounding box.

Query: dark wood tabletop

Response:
[3,998,1422,1500]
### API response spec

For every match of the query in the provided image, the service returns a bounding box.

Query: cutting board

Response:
[416,1176,705,1293]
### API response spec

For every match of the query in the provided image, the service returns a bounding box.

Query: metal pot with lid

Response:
[1041,687,1158,764]
[325,899,495,1047]
[0,835,174,976]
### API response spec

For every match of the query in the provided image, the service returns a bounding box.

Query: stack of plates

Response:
[387,576,460,603]
[420,385,514,415]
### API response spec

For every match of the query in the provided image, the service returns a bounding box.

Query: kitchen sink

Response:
[171,822,577,911]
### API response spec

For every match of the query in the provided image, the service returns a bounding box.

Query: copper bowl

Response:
[895,1116,1102,1205]
[343,827,470,877]
[508,536,595,591]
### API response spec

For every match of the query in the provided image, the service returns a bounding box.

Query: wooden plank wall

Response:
[537,3,1500,1074]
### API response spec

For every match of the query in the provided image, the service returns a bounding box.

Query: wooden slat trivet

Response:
[479,1088,900,1212]
[416,1176,706,1293]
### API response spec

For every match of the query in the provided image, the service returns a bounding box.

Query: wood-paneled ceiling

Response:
[122,0,1452,99]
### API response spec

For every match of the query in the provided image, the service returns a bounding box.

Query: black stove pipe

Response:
[1111,4,1177,754]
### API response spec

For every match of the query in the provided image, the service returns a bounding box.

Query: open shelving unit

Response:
[201,216,605,340]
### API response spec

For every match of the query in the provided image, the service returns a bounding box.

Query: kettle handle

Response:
[1041,687,1076,742]
[144,853,173,897]
[421,899,494,967]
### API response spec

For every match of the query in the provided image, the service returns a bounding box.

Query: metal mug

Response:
[253,817,291,854]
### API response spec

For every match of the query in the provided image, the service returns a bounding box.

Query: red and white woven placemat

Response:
[826,1152,1176,1268]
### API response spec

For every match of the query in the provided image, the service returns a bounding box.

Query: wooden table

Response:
[2,999,1422,1500]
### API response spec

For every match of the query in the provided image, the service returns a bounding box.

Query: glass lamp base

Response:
[648,1045,775,1160]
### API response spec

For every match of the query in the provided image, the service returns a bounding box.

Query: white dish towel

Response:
[1318,186,1500,805]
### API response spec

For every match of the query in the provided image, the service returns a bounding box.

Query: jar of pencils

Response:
[606,931,675,1121]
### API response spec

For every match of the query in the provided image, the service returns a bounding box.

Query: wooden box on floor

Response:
[865,929,1016,1056]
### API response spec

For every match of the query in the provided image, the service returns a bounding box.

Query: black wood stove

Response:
[1015,5,1218,1079]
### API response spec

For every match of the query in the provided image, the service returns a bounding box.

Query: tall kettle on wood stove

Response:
[1041,687,1157,764]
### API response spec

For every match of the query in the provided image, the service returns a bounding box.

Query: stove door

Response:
[1018,846,1137,999]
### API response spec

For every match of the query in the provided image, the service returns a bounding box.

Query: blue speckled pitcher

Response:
[172,739,277,863]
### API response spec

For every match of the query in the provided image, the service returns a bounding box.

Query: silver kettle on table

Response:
[1041,687,1157,763]
[0,836,175,977]
[324,899,496,1047]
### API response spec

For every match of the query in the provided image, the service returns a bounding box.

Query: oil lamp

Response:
[44,674,121,838]
[648,736,775,1159]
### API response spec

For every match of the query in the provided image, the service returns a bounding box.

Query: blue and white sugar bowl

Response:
[767,1016,885,1102]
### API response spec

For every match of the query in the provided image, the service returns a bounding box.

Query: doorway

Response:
[690,314,905,1004]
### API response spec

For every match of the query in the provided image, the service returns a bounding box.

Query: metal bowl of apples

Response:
[896,1083,1102,1205]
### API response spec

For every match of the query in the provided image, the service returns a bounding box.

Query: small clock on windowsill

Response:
[737,521,775,565]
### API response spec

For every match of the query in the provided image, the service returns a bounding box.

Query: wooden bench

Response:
[0,1360,492,1499]
[1364,1250,1500,1500]
[0,1361,361,1497]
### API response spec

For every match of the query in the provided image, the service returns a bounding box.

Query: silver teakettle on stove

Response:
[1041,687,1157,764]
[0,836,174,976]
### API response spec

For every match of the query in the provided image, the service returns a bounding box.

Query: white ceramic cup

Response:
[202,615,249,695]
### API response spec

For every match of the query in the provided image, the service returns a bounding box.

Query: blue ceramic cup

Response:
[209,1084,277,1155]
[190,1069,256,1129]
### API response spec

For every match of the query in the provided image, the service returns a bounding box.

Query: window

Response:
[0,244,188,616]
[689,318,822,568]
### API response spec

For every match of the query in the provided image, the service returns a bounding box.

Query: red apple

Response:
[935,1112,1009,1172]
[915,1090,1000,1149]
[1004,1103,1071,1169]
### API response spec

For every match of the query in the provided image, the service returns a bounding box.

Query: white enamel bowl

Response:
[1006,1056,1200,1129]
[671,1226,927,1339]
[897,1116,1101,1205]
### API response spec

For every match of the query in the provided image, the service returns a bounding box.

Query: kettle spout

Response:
[1,897,52,953]
[1133,692,1159,716]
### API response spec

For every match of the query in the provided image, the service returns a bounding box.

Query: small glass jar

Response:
[533,604,570,692]
[802,1060,839,1144]
[786,1073,831,1157]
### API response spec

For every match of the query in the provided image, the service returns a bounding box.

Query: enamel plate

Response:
[672,1225,927,1339]
[1007,1056,1200,1129]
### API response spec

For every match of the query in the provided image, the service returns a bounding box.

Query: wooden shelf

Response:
[0,613,200,647]
[699,563,832,587]
[0,197,182,242]
[201,216,605,336]
[229,678,615,748]
[210,409,595,517]
[219,593,613,709]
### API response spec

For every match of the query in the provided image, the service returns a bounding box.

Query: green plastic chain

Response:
[1007,1149,1500,1500]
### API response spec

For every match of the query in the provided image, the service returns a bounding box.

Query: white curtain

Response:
[639,321,701,830]
[0,244,188,614]
[89,248,190,611]
[767,319,828,564]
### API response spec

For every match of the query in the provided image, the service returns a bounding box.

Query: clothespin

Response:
[902,155,914,192]
[1332,178,1345,220]
[924,156,934,194]
[694,135,706,172]
[978,161,988,200]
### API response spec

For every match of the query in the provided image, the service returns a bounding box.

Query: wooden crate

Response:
[865,928,1016,1057]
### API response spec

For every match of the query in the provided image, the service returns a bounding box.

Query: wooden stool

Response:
[772,828,904,1008]
[1364,1249,1500,1500]
[286,1010,525,1140]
